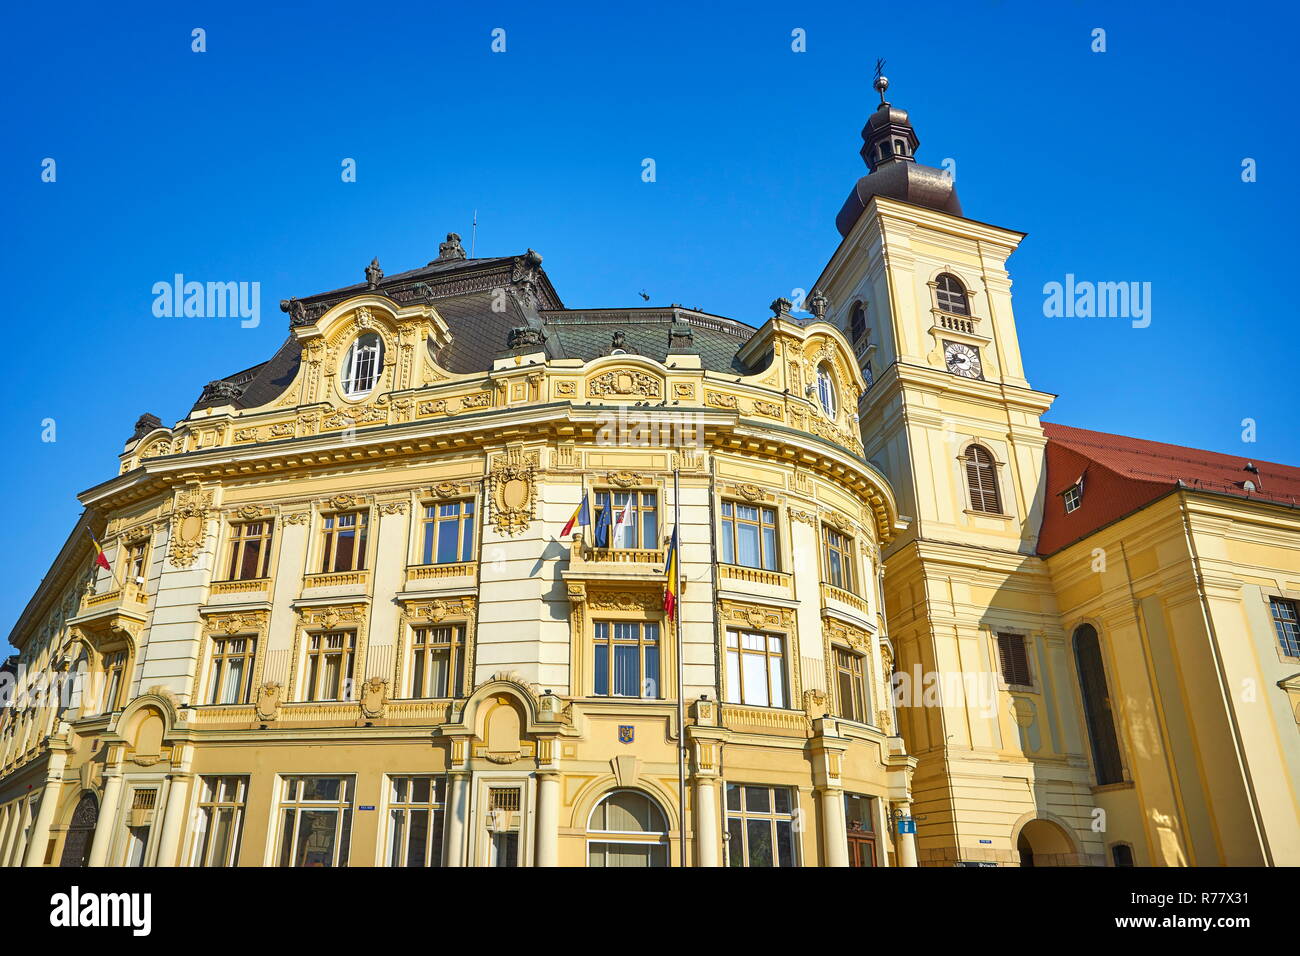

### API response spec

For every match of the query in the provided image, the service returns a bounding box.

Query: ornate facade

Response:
[2,85,1297,868]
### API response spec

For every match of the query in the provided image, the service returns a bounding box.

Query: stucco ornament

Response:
[488,449,538,536]
[167,486,214,568]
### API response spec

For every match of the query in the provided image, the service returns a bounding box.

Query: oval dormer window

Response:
[816,364,837,419]
[342,333,383,398]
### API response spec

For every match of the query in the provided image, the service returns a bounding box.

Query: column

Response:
[894,802,918,867]
[23,749,68,867]
[693,777,720,867]
[443,771,468,867]
[87,768,125,867]
[7,801,31,868]
[3,801,27,867]
[0,804,13,866]
[820,787,850,867]
[535,772,559,867]
[153,773,193,867]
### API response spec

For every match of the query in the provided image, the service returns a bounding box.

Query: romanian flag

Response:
[663,529,679,622]
[561,494,590,538]
[87,530,111,572]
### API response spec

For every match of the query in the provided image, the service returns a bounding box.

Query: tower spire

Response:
[834,63,962,236]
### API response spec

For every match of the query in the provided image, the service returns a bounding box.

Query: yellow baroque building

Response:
[2,86,1298,868]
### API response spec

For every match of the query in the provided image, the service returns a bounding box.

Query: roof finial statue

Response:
[438,233,466,260]
[808,288,828,321]
[365,257,384,290]
[873,58,889,107]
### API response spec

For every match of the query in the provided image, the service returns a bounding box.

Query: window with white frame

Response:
[408,625,466,699]
[487,787,521,867]
[303,631,356,702]
[719,501,778,571]
[319,511,368,573]
[225,519,274,580]
[125,539,149,583]
[935,273,969,315]
[816,364,837,418]
[191,776,247,867]
[593,490,658,550]
[207,635,256,705]
[123,788,157,867]
[724,629,788,708]
[385,776,446,867]
[587,790,669,867]
[101,650,128,712]
[1063,479,1083,514]
[341,333,383,398]
[277,775,354,867]
[834,647,869,723]
[725,784,797,867]
[420,500,476,565]
[593,621,660,698]
[822,526,856,593]
[1270,598,1300,658]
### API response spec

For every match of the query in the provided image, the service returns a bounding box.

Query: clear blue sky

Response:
[2,0,1296,649]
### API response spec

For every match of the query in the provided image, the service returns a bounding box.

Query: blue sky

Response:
[2,0,1296,647]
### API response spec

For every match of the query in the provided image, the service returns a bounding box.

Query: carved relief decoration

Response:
[488,448,539,536]
[587,369,662,399]
[167,486,215,568]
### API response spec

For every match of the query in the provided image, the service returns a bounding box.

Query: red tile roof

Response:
[1037,423,1300,555]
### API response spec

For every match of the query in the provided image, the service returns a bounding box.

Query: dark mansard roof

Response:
[189,246,761,413]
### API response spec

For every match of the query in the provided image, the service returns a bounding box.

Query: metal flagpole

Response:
[674,468,687,868]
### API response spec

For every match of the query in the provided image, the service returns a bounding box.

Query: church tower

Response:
[810,72,1102,866]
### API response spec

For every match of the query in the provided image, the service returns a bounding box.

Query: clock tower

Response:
[810,74,1102,866]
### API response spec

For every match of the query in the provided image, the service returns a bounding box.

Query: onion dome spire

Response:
[835,65,962,236]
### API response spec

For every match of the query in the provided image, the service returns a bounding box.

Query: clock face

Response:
[943,340,983,379]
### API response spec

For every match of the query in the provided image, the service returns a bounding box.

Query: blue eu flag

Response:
[594,499,611,547]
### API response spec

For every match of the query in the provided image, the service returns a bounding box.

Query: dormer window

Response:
[1064,482,1083,513]
[816,364,837,418]
[935,273,969,316]
[342,333,383,398]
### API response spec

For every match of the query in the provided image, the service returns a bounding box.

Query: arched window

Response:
[816,364,837,418]
[935,273,969,315]
[849,303,867,343]
[342,333,383,398]
[1110,843,1135,867]
[963,445,1001,514]
[1073,624,1124,785]
[587,789,669,867]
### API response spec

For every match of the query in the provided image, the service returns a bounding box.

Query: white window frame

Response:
[272,774,356,867]
[816,364,837,418]
[585,788,670,867]
[341,333,383,398]
[380,774,447,867]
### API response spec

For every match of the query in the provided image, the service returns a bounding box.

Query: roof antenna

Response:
[470,210,477,258]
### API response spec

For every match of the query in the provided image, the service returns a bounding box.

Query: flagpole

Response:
[673,468,687,868]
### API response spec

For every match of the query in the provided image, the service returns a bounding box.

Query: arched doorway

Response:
[59,792,99,867]
[586,789,669,867]
[1015,818,1076,867]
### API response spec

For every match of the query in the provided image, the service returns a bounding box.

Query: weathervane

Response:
[873,57,889,106]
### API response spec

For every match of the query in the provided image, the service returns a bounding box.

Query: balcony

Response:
[565,539,666,584]
[717,563,794,602]
[821,582,873,629]
[719,703,810,738]
[404,562,476,589]
[79,581,150,616]
[210,577,271,598]
[301,569,370,597]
